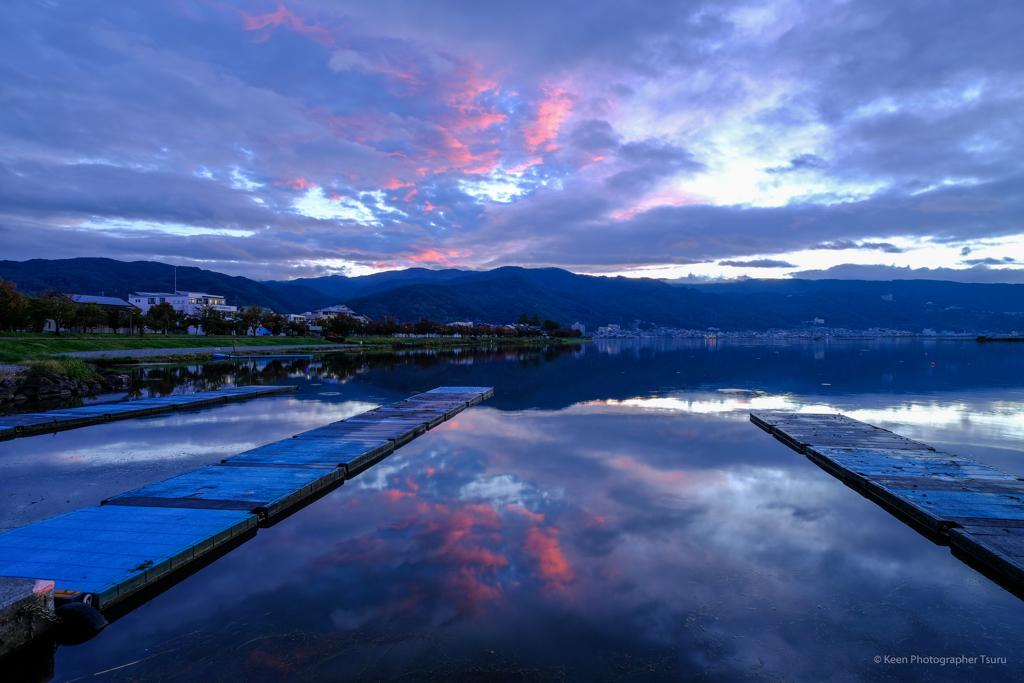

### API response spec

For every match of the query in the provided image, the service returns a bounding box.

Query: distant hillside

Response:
[264,268,468,301]
[0,258,338,313]
[346,268,787,329]
[5,258,1022,331]
[344,268,1024,332]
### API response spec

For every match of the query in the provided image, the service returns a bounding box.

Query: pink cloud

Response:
[274,177,317,191]
[405,246,469,266]
[238,3,338,46]
[523,526,573,590]
[523,87,573,152]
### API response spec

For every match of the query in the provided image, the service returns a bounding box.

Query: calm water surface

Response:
[4,340,1024,682]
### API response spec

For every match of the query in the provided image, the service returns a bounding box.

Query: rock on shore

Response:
[0,373,131,404]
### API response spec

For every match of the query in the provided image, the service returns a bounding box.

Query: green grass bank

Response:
[0,333,587,364]
[0,334,333,363]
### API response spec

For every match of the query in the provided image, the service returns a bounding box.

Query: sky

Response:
[2,0,1024,283]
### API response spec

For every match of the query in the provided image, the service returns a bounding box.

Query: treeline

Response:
[0,280,126,334]
[1,276,585,339]
[0,278,306,336]
[140,303,307,336]
[322,315,584,339]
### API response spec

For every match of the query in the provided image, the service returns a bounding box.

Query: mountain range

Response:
[0,258,337,313]
[2,258,1022,332]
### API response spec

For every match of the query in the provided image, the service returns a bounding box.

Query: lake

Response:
[3,339,1024,681]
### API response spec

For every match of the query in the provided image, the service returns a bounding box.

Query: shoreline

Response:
[0,334,589,365]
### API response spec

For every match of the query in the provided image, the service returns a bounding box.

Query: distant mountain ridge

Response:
[0,258,339,313]
[264,268,469,301]
[3,258,1022,332]
[285,267,1024,332]
[342,268,779,329]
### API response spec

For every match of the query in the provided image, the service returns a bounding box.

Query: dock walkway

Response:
[0,385,297,440]
[0,387,492,618]
[751,411,1024,592]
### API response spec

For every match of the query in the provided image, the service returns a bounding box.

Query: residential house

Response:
[310,304,370,324]
[305,304,370,336]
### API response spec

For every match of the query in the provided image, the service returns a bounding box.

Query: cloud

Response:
[791,264,1024,284]
[961,257,1017,266]
[604,141,704,193]
[719,259,796,268]
[2,0,1024,279]
[809,240,905,254]
[569,120,620,152]
[766,154,827,174]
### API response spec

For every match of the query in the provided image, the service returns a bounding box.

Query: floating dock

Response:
[0,385,296,440]
[0,387,492,635]
[751,412,1024,592]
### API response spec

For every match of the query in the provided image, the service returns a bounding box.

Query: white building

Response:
[129,291,238,317]
[310,305,370,324]
[127,290,239,334]
[571,322,586,335]
[129,292,186,314]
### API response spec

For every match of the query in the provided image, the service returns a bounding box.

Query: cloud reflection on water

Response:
[28,342,1024,681]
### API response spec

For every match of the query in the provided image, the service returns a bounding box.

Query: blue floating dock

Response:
[224,439,394,474]
[0,387,493,622]
[103,465,345,519]
[0,506,256,609]
[299,420,428,447]
[0,385,297,439]
[751,411,1024,594]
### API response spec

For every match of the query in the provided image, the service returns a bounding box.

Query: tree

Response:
[194,303,223,335]
[529,314,542,327]
[413,318,443,335]
[26,296,50,332]
[262,311,284,335]
[107,308,138,335]
[327,314,363,337]
[130,308,146,336]
[238,306,265,336]
[45,292,80,335]
[78,303,106,333]
[0,278,27,331]
[207,313,232,335]
[180,311,199,334]
[365,316,398,337]
[146,302,177,334]
[541,319,561,332]
[105,309,122,332]
[517,313,529,325]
